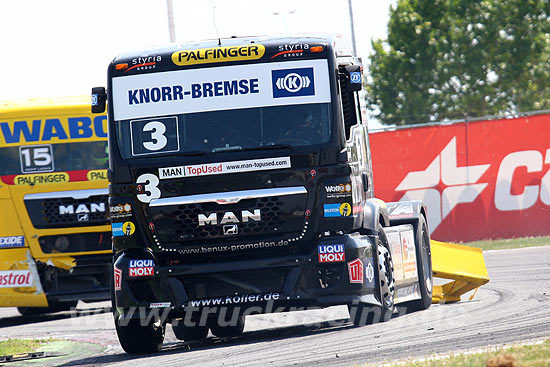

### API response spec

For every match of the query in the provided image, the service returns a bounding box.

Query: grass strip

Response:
[375,339,550,367]
[0,338,55,356]
[460,236,550,251]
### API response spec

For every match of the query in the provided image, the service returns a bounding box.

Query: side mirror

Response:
[344,65,363,92]
[92,87,107,113]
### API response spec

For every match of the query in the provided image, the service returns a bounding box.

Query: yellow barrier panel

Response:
[431,240,490,303]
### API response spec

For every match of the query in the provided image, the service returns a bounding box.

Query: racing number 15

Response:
[130,116,179,156]
[19,145,54,173]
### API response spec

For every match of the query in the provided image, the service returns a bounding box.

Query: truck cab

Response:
[0,97,111,314]
[94,35,432,354]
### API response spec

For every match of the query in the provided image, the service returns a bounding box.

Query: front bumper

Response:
[113,233,382,318]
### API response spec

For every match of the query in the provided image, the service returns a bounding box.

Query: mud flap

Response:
[431,240,490,303]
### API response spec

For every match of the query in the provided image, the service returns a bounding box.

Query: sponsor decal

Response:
[59,203,106,215]
[188,292,280,307]
[126,79,259,106]
[128,259,154,277]
[348,258,364,284]
[150,302,171,308]
[271,43,310,59]
[113,266,122,291]
[87,169,108,181]
[159,156,291,179]
[112,221,136,237]
[350,72,362,84]
[318,244,345,263]
[112,60,330,121]
[323,203,352,217]
[0,270,33,288]
[324,183,352,199]
[171,45,265,66]
[387,202,414,219]
[177,239,291,255]
[13,172,69,185]
[0,116,107,146]
[198,209,261,226]
[110,203,133,219]
[364,258,375,287]
[0,236,25,248]
[272,67,315,98]
[126,55,162,73]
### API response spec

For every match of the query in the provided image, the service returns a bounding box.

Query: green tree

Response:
[367,0,550,125]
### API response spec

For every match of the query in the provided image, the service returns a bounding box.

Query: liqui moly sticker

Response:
[318,244,345,263]
[128,259,154,277]
[348,258,364,283]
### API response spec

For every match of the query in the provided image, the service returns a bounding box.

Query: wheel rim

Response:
[379,246,395,307]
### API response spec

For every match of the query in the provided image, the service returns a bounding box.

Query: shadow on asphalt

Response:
[0,307,112,328]
[58,318,356,366]
[56,306,424,367]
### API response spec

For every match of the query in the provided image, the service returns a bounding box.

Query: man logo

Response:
[198,209,261,226]
[77,213,89,221]
[272,67,315,98]
[223,224,238,236]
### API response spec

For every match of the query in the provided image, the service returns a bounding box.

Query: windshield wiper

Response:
[241,144,294,152]
[212,145,242,152]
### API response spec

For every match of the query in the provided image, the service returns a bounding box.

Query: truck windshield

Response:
[115,102,331,159]
[0,141,108,176]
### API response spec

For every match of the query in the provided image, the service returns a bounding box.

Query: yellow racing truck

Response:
[0,96,111,315]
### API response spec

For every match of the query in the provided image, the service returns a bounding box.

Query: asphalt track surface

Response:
[1,246,549,366]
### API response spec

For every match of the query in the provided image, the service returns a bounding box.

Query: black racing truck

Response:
[92,35,433,354]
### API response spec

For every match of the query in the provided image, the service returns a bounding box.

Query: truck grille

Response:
[24,189,109,228]
[149,189,308,244]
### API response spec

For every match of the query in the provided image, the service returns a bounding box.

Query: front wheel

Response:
[349,230,395,326]
[404,215,432,311]
[115,317,165,354]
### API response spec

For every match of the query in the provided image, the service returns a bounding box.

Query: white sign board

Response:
[112,59,331,121]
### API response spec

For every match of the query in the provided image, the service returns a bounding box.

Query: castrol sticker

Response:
[0,270,33,288]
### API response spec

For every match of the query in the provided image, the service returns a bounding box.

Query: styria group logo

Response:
[395,137,490,231]
[272,67,315,98]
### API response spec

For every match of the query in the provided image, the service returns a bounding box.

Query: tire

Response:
[172,321,209,341]
[115,317,165,354]
[208,316,245,338]
[110,256,165,354]
[404,215,433,311]
[349,229,395,326]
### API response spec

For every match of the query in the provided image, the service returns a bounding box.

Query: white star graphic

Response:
[395,137,490,231]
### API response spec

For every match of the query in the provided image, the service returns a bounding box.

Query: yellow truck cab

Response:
[0,96,111,314]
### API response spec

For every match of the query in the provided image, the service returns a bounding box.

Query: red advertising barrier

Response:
[370,114,550,242]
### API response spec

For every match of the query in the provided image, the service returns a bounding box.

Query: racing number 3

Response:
[136,173,161,203]
[130,116,179,156]
[142,121,167,151]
